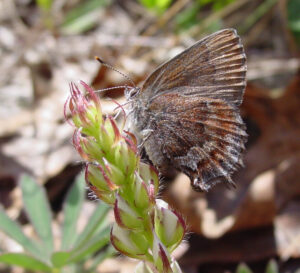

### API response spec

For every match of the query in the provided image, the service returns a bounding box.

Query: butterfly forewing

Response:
[140,29,246,107]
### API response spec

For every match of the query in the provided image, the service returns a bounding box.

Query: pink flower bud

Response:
[66,82,102,130]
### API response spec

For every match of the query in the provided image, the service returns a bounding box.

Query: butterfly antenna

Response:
[94,86,129,94]
[95,56,136,88]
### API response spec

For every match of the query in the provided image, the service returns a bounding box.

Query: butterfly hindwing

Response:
[143,94,247,191]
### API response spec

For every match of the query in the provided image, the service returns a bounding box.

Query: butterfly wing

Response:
[136,29,247,191]
[143,93,247,191]
[140,29,246,107]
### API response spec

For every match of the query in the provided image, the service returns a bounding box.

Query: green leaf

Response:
[287,0,300,30]
[51,251,71,268]
[36,0,53,11]
[236,263,253,273]
[0,206,42,258]
[265,259,279,273]
[0,253,51,272]
[139,0,173,14]
[175,2,201,30]
[287,0,300,45]
[73,202,110,250]
[20,175,53,256]
[212,0,236,11]
[60,0,111,35]
[68,226,110,264]
[61,174,85,250]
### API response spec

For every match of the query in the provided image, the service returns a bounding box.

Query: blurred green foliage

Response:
[36,0,53,12]
[0,174,115,273]
[61,0,111,35]
[138,0,173,14]
[175,0,236,31]
[287,0,300,45]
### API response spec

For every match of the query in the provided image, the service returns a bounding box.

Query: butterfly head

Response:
[125,86,140,101]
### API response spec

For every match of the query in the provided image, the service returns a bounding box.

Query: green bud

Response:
[80,136,105,162]
[110,223,149,260]
[114,194,144,230]
[154,200,185,252]
[114,140,138,175]
[89,185,115,205]
[86,164,118,192]
[133,173,152,210]
[102,159,126,187]
[138,162,159,196]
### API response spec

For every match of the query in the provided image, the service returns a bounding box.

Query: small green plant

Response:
[0,174,114,273]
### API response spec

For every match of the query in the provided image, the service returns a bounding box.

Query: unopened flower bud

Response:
[138,162,159,196]
[88,184,115,205]
[86,164,118,192]
[101,159,126,186]
[75,134,105,162]
[114,194,144,230]
[114,139,138,175]
[66,82,102,130]
[99,117,121,155]
[154,200,186,252]
[133,174,152,210]
[110,223,149,260]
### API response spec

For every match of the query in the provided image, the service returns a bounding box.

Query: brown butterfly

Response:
[126,29,247,192]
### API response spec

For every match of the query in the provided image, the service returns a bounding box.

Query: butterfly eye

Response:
[125,87,140,99]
